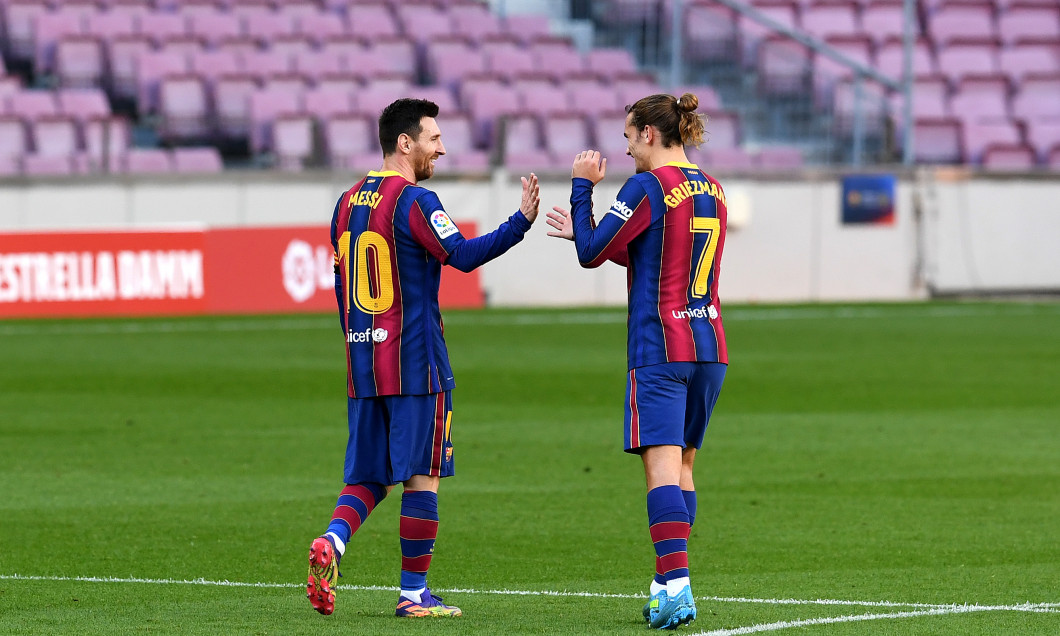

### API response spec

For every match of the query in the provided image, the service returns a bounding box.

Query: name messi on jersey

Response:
[663,179,725,209]
[349,190,383,209]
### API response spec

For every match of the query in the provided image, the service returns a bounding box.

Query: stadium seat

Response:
[500,13,552,46]
[158,74,212,144]
[190,49,241,91]
[248,87,303,156]
[82,115,131,172]
[324,112,378,170]
[106,34,154,102]
[860,0,917,48]
[0,115,29,175]
[137,12,189,47]
[543,113,592,170]
[949,74,1012,125]
[981,142,1038,169]
[755,145,806,170]
[530,39,586,82]
[241,49,294,82]
[291,49,345,85]
[8,90,60,120]
[566,79,624,119]
[935,38,1001,87]
[32,10,86,76]
[432,112,490,173]
[460,78,521,147]
[482,42,537,82]
[961,120,1023,163]
[85,10,138,42]
[369,35,419,80]
[585,48,639,82]
[347,3,401,38]
[875,37,936,81]
[261,72,311,95]
[1011,73,1060,122]
[514,75,572,120]
[426,39,486,90]
[303,85,354,124]
[242,10,297,42]
[271,34,314,62]
[3,1,50,63]
[800,0,861,42]
[997,3,1060,45]
[448,4,503,43]
[703,110,743,148]
[214,72,260,141]
[998,41,1060,86]
[55,36,105,89]
[812,35,874,106]
[294,12,349,47]
[696,146,756,171]
[172,145,224,173]
[913,117,964,163]
[119,147,173,174]
[501,113,552,172]
[395,4,456,46]
[614,75,662,108]
[683,1,739,61]
[738,0,800,65]
[757,36,813,96]
[56,88,111,126]
[1023,119,1060,162]
[927,1,999,48]
[271,113,315,171]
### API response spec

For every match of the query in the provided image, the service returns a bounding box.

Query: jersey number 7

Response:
[690,217,721,299]
[338,230,395,314]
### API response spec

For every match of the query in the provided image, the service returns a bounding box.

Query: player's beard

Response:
[414,153,436,181]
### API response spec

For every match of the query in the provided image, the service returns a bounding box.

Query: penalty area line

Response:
[1,574,1057,618]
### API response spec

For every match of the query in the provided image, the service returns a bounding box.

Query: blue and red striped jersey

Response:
[331,170,532,397]
[570,162,729,369]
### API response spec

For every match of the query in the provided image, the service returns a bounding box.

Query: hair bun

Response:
[676,93,699,112]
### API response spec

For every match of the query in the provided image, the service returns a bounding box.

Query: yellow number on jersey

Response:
[337,231,394,315]
[690,217,721,298]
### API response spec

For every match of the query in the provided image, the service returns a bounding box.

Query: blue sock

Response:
[399,490,439,592]
[682,489,697,527]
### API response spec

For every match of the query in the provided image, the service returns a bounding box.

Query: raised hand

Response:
[571,150,607,185]
[519,173,540,223]
[546,205,573,241]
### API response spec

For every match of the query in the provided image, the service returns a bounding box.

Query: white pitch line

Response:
[691,602,1060,636]
[2,574,1057,616]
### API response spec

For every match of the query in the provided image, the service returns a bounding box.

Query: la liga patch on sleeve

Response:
[430,210,459,238]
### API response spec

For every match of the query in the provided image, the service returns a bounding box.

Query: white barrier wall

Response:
[1,169,1057,305]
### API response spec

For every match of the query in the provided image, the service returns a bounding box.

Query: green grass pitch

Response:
[1,302,1058,635]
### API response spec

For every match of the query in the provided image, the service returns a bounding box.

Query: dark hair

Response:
[625,93,706,148]
[378,98,440,155]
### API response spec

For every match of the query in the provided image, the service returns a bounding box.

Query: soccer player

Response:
[306,98,540,618]
[546,93,727,630]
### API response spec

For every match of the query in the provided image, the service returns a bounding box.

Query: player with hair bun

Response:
[548,93,728,630]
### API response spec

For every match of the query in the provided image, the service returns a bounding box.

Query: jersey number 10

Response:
[337,230,395,314]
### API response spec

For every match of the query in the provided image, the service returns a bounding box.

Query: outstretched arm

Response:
[568,152,648,268]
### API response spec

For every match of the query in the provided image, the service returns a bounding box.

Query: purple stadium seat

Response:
[314,72,362,96]
[432,112,490,173]
[242,10,297,42]
[368,35,418,80]
[801,0,860,41]
[449,4,502,43]
[738,0,800,65]
[696,146,756,171]
[55,36,105,89]
[187,11,242,48]
[590,110,634,170]
[614,75,662,108]
[962,120,1023,162]
[999,42,1060,86]
[291,49,344,85]
[1027,121,1060,162]
[4,1,51,62]
[565,80,624,119]
[585,48,638,82]
[57,88,111,125]
[543,113,591,169]
[832,78,889,135]
[240,49,294,81]
[277,0,321,20]
[172,146,224,173]
[411,85,458,113]
[501,13,551,46]
[0,75,23,100]
[514,75,571,120]
[230,0,273,21]
[928,1,998,48]
[261,72,310,95]
[178,1,226,18]
[32,10,86,75]
[812,35,874,105]
[8,89,60,120]
[29,114,79,159]
[1011,72,1060,121]
[345,47,407,84]
[82,115,131,171]
[136,50,190,115]
[324,112,378,170]
[158,74,212,143]
[347,3,400,38]
[190,49,240,91]
[482,43,536,82]
[248,87,302,155]
[217,35,262,59]
[214,72,260,140]
[891,74,951,125]
[119,148,173,174]
[86,10,138,41]
[949,74,1012,125]
[981,142,1037,169]
[875,37,936,80]
[462,80,521,147]
[395,4,455,45]
[137,12,189,47]
[161,35,207,61]
[860,0,915,47]
[426,40,485,89]
[0,115,29,169]
[672,84,723,111]
[304,85,354,123]
[755,145,805,170]
[913,117,963,163]
[271,113,314,170]
[294,12,348,47]
[703,110,742,148]
[757,36,812,96]
[936,38,1001,86]
[106,34,154,101]
[530,40,586,82]
[501,113,551,172]
[683,1,738,61]
[998,4,1060,45]
[270,34,314,62]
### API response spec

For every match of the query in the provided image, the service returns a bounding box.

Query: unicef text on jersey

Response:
[671,305,719,320]
[347,327,390,343]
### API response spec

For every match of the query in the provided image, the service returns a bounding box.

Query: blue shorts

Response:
[344,391,454,486]
[625,362,727,453]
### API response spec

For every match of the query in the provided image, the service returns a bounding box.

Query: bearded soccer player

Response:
[547,93,727,630]
[306,98,540,618]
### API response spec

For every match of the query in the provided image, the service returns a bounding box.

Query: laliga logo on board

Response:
[282,239,333,303]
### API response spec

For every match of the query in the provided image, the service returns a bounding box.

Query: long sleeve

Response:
[444,211,532,273]
[571,177,651,269]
